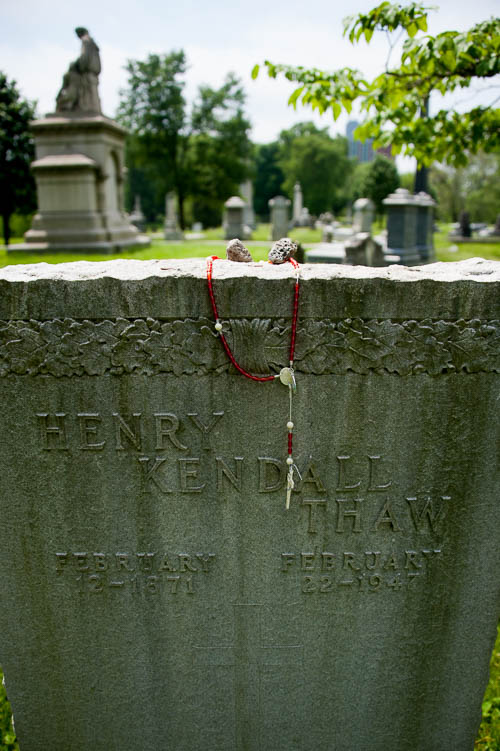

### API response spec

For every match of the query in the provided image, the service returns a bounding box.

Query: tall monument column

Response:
[19,27,149,253]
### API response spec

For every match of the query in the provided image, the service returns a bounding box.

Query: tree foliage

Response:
[252,3,500,167]
[430,150,500,223]
[351,155,400,214]
[118,52,251,227]
[277,123,352,215]
[253,141,284,217]
[0,72,36,245]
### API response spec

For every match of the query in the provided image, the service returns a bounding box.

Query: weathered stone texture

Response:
[0,258,498,751]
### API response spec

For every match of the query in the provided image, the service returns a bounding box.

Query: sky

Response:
[1,0,498,171]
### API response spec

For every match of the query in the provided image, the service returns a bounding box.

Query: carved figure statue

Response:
[56,27,102,114]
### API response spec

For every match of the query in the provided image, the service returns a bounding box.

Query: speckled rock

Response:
[226,238,253,262]
[268,237,298,264]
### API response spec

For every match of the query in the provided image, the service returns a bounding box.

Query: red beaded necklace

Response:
[206,255,301,508]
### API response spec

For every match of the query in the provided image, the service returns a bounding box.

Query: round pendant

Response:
[279,367,295,387]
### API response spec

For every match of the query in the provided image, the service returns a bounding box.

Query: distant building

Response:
[346,120,392,163]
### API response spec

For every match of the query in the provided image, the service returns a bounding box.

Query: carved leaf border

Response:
[0,317,498,378]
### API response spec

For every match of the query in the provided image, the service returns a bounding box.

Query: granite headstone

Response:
[0,258,498,751]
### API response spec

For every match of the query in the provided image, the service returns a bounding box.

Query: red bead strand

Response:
[207,255,300,383]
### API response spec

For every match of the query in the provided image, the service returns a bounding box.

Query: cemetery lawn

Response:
[1,223,499,266]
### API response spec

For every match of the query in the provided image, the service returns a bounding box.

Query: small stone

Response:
[268,237,298,264]
[226,239,253,262]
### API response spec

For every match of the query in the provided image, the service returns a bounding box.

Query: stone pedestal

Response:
[269,195,290,240]
[383,188,421,265]
[19,114,149,253]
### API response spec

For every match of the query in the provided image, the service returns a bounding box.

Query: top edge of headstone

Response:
[1,257,499,283]
[0,258,498,321]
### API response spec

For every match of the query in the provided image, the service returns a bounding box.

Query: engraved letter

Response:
[365,551,381,570]
[114,413,142,451]
[258,457,285,492]
[281,553,296,571]
[154,413,187,451]
[343,552,361,571]
[367,455,392,491]
[116,553,134,571]
[336,456,361,491]
[196,553,216,572]
[373,501,402,532]
[55,553,68,571]
[407,496,449,533]
[93,553,107,571]
[336,499,363,532]
[138,456,171,494]
[301,553,315,571]
[216,456,243,492]
[73,552,89,571]
[302,498,327,534]
[321,553,335,571]
[298,458,326,493]
[37,413,68,450]
[179,458,206,493]
[78,413,105,450]
[188,412,224,449]
[405,551,422,570]
[179,554,198,572]
[137,553,155,572]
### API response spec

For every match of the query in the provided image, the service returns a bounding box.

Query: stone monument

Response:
[352,197,375,234]
[19,28,149,253]
[164,192,184,241]
[382,188,421,265]
[415,191,436,262]
[269,195,290,240]
[128,195,146,232]
[0,258,498,750]
[223,196,251,240]
[293,182,303,225]
[239,180,256,230]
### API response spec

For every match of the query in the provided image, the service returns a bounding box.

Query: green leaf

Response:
[332,101,342,120]
[251,64,260,80]
[364,28,374,43]
[408,22,418,37]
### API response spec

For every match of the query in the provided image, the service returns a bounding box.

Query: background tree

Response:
[277,122,352,215]
[118,52,251,228]
[187,74,252,227]
[351,155,400,215]
[253,142,284,218]
[253,3,500,169]
[0,72,36,245]
[430,150,500,223]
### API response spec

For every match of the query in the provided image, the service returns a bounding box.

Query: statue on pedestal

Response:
[56,27,101,115]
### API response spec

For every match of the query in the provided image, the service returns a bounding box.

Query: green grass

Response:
[1,625,499,748]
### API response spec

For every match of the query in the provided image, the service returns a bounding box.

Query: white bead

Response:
[286,457,294,465]
[287,421,294,430]
[215,322,222,332]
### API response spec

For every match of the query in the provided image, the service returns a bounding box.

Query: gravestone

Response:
[0,258,499,751]
[269,195,290,240]
[352,197,375,234]
[239,180,256,230]
[20,28,149,253]
[415,191,436,262]
[164,192,184,241]
[129,195,146,232]
[224,196,250,240]
[383,188,421,265]
[293,182,303,225]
